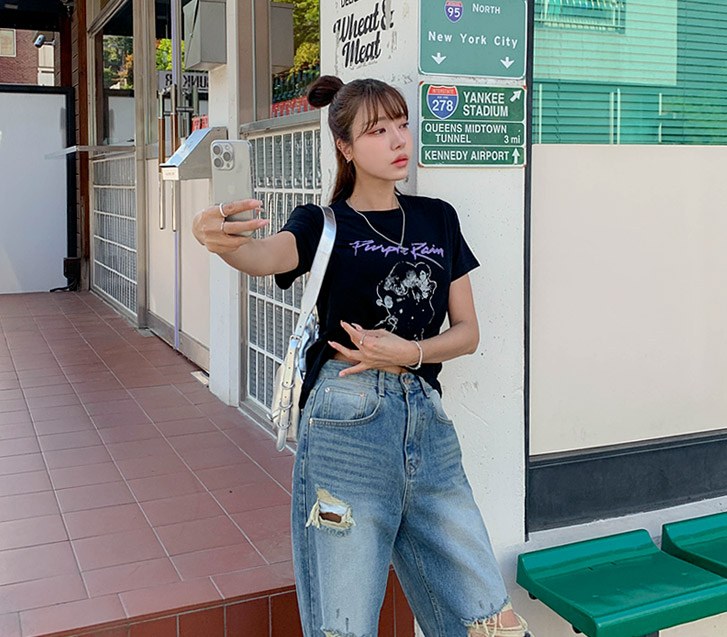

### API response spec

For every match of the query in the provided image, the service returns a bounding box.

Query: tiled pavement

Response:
[0,292,413,637]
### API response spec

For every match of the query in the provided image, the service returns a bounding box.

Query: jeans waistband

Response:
[317,360,432,397]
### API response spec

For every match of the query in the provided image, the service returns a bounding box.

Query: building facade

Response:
[1,0,726,634]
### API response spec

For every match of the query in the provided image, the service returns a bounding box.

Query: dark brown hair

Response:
[307,75,408,204]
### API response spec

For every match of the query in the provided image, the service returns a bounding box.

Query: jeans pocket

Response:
[429,389,454,425]
[310,381,382,427]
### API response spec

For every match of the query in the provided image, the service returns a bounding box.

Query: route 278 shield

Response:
[426,85,459,120]
[444,0,463,23]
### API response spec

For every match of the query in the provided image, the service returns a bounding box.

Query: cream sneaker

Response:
[469,603,533,637]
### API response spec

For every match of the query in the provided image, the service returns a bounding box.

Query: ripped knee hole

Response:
[306,488,355,530]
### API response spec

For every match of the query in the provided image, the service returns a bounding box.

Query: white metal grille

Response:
[91,153,137,316]
[243,119,321,411]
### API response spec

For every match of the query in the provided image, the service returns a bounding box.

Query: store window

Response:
[533,0,727,144]
[153,0,209,152]
[0,28,58,86]
[528,0,727,530]
[94,1,134,145]
[535,0,625,31]
[270,0,319,117]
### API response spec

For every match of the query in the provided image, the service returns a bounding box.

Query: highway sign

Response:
[420,1,527,78]
[420,83,526,167]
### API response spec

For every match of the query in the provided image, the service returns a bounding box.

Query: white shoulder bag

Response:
[270,205,337,451]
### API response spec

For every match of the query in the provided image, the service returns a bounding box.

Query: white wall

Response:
[108,94,135,144]
[530,145,727,454]
[204,7,245,405]
[318,3,727,637]
[145,160,212,344]
[145,159,175,323]
[0,92,67,293]
[179,177,212,349]
[321,0,526,589]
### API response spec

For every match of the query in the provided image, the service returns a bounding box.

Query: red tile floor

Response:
[0,292,414,637]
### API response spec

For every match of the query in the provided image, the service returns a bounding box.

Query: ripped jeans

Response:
[291,360,509,637]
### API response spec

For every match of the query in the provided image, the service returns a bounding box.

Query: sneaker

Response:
[473,602,533,637]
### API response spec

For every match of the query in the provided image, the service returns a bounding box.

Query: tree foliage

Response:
[293,41,320,69]
[155,38,185,71]
[273,0,319,71]
[103,35,133,89]
[291,0,319,51]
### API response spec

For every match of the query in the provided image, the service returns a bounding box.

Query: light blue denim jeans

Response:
[292,360,509,637]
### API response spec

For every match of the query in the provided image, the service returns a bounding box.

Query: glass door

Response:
[146,0,212,370]
[89,0,138,318]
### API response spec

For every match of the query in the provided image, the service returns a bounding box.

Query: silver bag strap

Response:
[272,204,336,450]
[294,205,337,336]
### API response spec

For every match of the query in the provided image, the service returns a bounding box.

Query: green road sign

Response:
[420,84,526,167]
[422,121,524,147]
[421,145,523,165]
[420,0,527,79]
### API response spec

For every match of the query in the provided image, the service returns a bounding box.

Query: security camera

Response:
[34,33,46,48]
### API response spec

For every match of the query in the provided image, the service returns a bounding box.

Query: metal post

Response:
[171,0,182,351]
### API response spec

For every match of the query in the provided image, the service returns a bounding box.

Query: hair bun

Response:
[307,75,345,108]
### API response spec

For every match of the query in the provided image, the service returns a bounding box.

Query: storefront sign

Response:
[157,70,209,93]
[332,0,395,70]
[419,84,526,167]
[420,1,527,78]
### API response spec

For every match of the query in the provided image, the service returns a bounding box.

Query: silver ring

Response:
[220,219,227,233]
[218,202,227,218]
[359,333,367,346]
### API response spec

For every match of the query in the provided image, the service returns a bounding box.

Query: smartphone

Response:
[210,139,256,237]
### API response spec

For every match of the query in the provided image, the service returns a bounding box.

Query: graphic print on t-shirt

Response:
[375,262,437,338]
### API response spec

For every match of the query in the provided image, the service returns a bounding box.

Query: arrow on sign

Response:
[512,148,521,164]
[510,90,522,102]
[431,52,447,65]
[501,57,515,69]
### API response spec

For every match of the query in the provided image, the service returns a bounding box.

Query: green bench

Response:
[516,528,727,637]
[661,511,727,579]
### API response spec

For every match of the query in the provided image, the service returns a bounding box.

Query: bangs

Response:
[358,84,408,133]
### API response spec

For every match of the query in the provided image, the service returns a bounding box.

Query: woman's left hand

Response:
[328,321,419,376]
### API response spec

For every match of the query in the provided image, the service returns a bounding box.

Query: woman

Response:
[193,76,532,637]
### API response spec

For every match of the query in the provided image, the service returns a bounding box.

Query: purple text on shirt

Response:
[349,240,445,268]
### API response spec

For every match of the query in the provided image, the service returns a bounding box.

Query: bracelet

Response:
[408,340,423,371]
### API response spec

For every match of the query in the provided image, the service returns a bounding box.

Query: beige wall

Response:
[530,145,727,454]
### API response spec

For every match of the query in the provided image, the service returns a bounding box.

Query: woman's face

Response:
[340,105,412,187]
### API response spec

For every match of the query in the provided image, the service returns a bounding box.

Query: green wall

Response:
[533,0,727,144]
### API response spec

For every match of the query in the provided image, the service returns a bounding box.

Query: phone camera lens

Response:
[212,145,222,155]
[213,157,223,168]
[222,152,232,162]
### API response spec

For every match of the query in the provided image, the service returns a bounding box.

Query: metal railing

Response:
[91,152,138,318]
[240,111,321,412]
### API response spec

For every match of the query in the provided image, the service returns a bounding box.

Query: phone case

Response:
[210,140,255,237]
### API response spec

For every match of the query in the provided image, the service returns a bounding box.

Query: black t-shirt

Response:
[275,193,479,408]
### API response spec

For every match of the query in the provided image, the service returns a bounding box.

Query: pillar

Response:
[320,0,528,591]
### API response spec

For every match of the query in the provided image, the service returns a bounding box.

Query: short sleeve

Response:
[442,200,479,281]
[274,204,324,290]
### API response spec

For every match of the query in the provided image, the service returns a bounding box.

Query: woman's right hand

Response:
[192,199,268,255]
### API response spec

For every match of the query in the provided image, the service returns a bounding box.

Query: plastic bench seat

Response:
[662,511,727,578]
[517,529,727,637]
